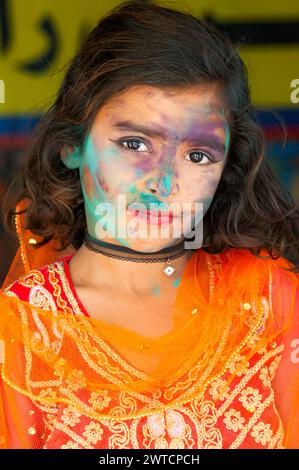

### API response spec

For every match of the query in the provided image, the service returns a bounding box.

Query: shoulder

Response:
[234,248,298,324]
[3,255,72,305]
[208,247,298,313]
[213,247,298,279]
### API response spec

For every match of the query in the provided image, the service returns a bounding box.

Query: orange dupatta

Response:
[0,199,298,448]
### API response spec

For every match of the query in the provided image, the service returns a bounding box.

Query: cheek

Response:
[82,161,111,201]
[98,157,139,195]
[82,165,96,200]
[196,170,224,214]
[200,171,222,198]
[84,141,136,196]
[134,157,154,174]
[95,162,110,193]
[179,165,223,202]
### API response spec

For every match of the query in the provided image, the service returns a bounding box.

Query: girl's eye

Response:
[110,138,215,165]
[184,151,214,165]
[116,138,149,152]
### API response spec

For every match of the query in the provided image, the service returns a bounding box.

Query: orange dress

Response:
[0,246,298,449]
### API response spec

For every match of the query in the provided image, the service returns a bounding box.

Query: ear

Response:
[60,145,81,169]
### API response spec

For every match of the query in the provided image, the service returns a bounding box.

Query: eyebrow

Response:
[113,120,227,154]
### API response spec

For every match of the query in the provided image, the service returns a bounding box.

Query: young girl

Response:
[0,1,298,449]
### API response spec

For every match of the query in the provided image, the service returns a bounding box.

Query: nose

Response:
[148,155,179,197]
[149,173,179,198]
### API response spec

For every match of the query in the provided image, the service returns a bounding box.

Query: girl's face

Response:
[62,84,230,252]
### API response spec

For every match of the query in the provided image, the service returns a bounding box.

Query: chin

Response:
[127,236,182,253]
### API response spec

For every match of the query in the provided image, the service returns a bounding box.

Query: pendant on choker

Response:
[162,259,176,276]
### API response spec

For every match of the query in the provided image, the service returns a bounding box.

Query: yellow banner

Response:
[0,0,121,114]
[0,0,298,114]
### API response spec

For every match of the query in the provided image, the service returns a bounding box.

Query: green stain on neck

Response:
[173,275,181,288]
[151,274,181,297]
[152,285,161,296]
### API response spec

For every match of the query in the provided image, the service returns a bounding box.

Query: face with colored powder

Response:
[61,84,230,252]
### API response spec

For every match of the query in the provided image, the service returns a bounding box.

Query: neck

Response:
[69,239,194,297]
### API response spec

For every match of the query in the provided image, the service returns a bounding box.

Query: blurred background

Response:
[0,0,298,285]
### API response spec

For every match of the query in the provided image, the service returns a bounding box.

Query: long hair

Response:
[3,0,299,271]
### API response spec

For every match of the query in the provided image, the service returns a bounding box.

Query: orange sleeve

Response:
[0,334,46,449]
[271,264,299,448]
[0,367,47,449]
[0,370,8,449]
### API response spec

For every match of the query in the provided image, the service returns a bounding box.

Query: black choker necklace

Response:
[83,232,189,277]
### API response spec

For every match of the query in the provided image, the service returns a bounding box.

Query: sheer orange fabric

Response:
[0,200,298,448]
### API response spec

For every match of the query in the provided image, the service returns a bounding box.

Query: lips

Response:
[128,207,173,217]
[127,206,174,225]
[137,209,173,216]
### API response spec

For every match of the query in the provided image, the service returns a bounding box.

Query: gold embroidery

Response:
[223,409,245,432]
[61,406,81,427]
[61,441,80,449]
[29,285,64,341]
[209,378,229,401]
[226,353,250,377]
[83,422,104,445]
[244,297,269,336]
[105,420,130,448]
[206,255,215,294]
[55,262,86,317]
[18,271,46,288]
[29,285,57,311]
[259,367,270,387]
[238,387,263,413]
[65,369,87,392]
[269,355,282,380]
[2,289,18,297]
[47,264,74,316]
[142,409,192,449]
[191,399,223,448]
[46,418,94,449]
[258,354,282,388]
[39,388,57,400]
[164,322,232,402]
[15,209,30,274]
[216,346,284,418]
[88,390,112,412]
[230,393,277,449]
[251,421,273,446]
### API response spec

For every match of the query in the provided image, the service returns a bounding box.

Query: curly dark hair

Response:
[3,0,299,271]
